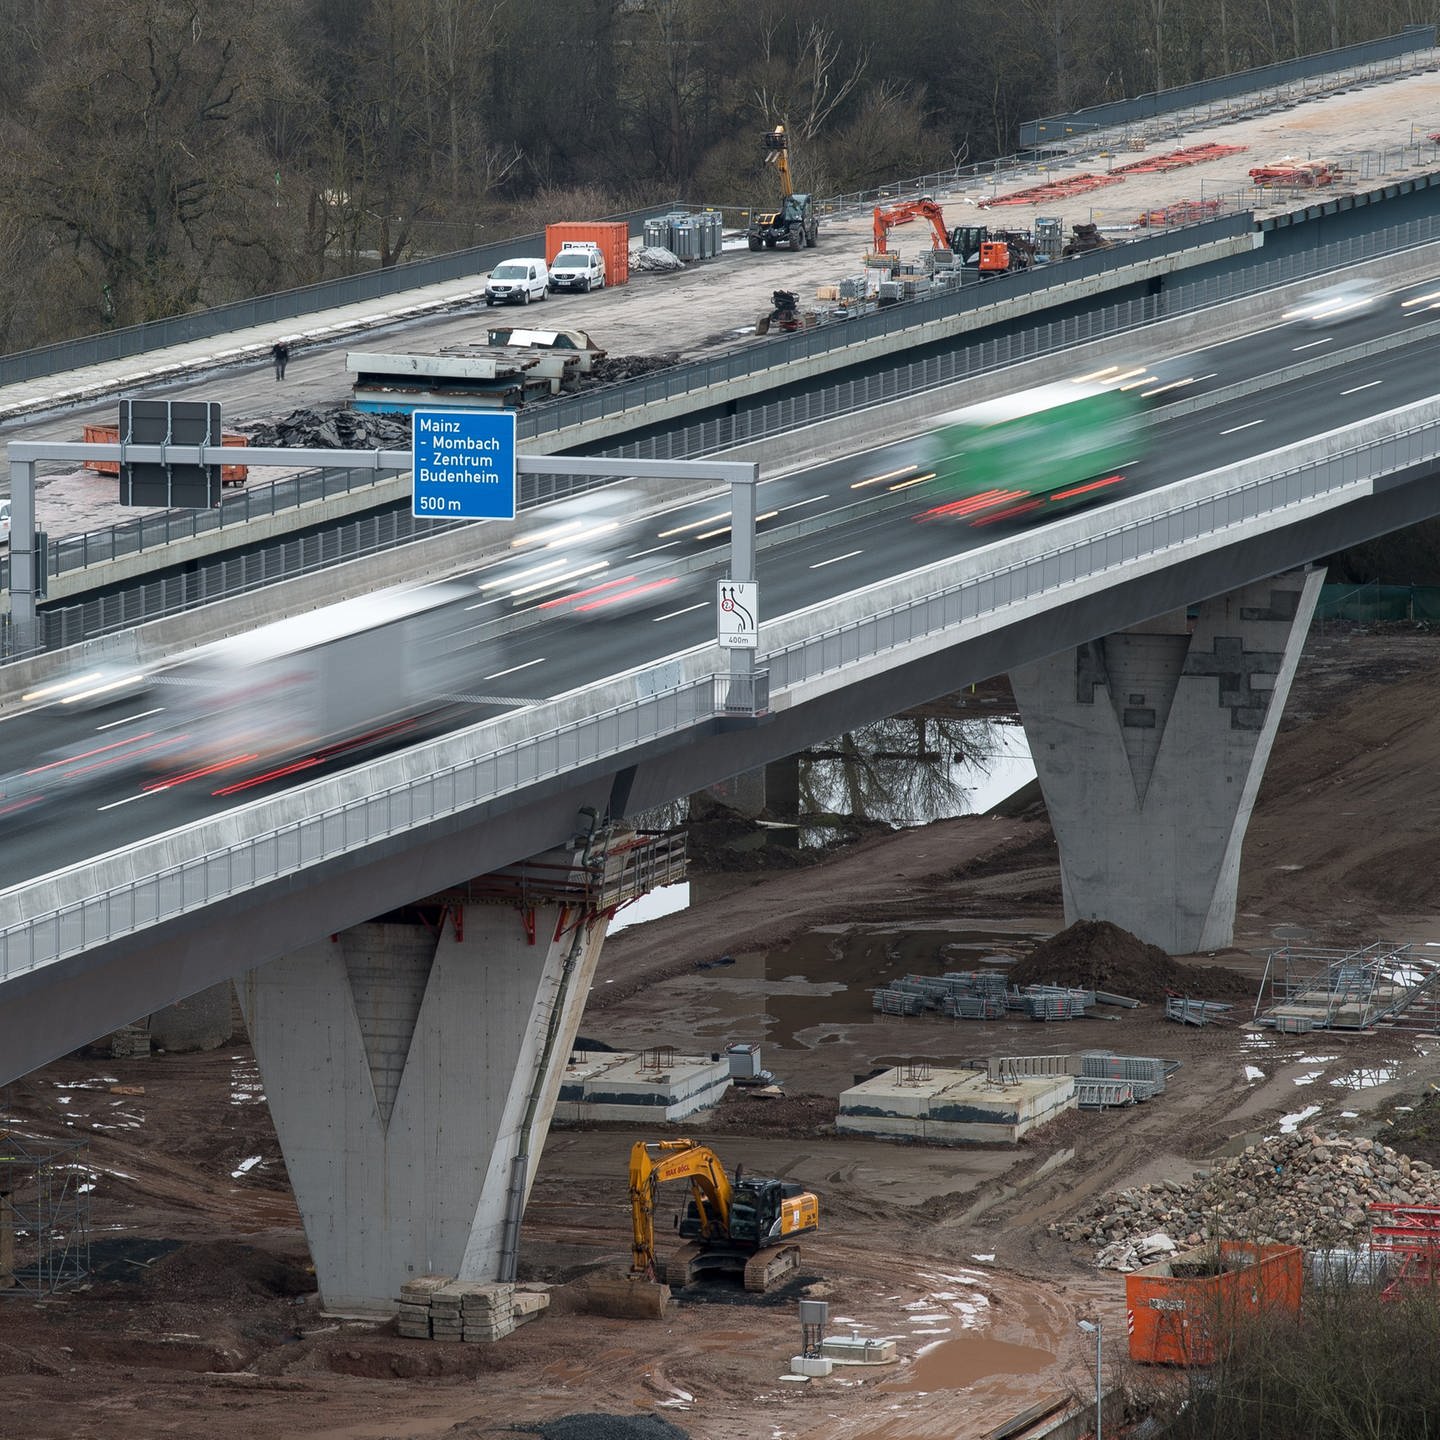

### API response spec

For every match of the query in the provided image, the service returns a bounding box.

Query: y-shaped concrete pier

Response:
[1011,570,1324,954]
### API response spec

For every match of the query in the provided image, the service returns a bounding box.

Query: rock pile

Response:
[1052,1128,1440,1267]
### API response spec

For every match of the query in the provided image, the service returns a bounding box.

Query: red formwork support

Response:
[1369,1203,1440,1298]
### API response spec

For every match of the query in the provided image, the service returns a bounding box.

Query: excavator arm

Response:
[872,198,953,256]
[628,1139,735,1278]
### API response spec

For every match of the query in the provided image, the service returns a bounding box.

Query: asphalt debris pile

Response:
[1008,920,1254,1002]
[237,407,411,450]
[1051,1128,1440,1265]
[588,353,680,384]
[510,1417,691,1440]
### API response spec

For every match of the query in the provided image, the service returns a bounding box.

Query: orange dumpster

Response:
[82,424,250,486]
[1126,1240,1303,1365]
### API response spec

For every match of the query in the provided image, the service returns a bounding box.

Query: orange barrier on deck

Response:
[979,173,1125,208]
[82,425,250,485]
[1126,1241,1304,1366]
[1111,143,1247,176]
[1135,200,1226,227]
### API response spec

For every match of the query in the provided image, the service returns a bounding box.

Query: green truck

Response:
[923,381,1147,526]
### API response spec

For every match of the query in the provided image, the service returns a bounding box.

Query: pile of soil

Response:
[512,1418,690,1440]
[1008,920,1255,1003]
[1385,1091,1440,1167]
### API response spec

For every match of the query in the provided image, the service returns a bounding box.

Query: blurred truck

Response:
[919,380,1147,528]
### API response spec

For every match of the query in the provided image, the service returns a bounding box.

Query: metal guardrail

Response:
[11,210,1440,658]
[4,403,1440,979]
[0,203,676,390]
[1020,29,1437,146]
[610,213,1440,463]
[518,214,1253,439]
[762,412,1440,695]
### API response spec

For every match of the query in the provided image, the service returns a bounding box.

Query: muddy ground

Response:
[4,622,1440,1440]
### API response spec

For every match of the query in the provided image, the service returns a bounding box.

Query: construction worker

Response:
[271,339,291,380]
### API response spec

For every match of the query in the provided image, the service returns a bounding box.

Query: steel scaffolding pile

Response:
[1369,1204,1440,1299]
[1253,942,1440,1032]
[0,1132,91,1297]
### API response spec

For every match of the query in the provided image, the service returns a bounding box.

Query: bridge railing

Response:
[4,400,1440,980]
[10,208,1440,662]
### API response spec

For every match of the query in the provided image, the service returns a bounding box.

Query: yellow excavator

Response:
[628,1138,820,1293]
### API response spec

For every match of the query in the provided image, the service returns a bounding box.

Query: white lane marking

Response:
[777,495,830,511]
[96,708,164,731]
[1340,380,1382,396]
[627,541,680,559]
[1220,419,1265,435]
[464,596,502,612]
[811,549,863,569]
[652,602,709,622]
[98,790,165,811]
[1292,338,1332,351]
[484,658,546,680]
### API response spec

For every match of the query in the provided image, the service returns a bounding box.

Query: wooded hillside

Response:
[0,0,1429,347]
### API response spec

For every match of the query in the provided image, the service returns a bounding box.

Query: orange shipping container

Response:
[545,222,630,286]
[82,424,250,485]
[1126,1241,1303,1366]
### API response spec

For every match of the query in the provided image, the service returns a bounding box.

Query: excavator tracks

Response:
[743,1243,802,1293]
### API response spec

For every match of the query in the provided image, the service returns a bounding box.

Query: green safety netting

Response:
[1315,584,1440,622]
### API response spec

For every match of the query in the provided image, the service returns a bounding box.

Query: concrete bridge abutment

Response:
[238,830,684,1314]
[1010,569,1324,955]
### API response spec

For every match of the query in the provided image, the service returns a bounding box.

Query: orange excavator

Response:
[872,198,1034,274]
[628,1138,820,1292]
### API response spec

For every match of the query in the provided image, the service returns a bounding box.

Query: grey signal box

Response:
[118,398,223,508]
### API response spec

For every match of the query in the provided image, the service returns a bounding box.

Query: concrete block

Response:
[791,1355,834,1377]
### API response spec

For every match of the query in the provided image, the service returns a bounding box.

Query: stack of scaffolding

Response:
[871,973,1097,1023]
[1078,1051,1173,1100]
[1165,996,1233,1026]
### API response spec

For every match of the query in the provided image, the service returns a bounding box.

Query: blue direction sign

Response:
[411,410,517,520]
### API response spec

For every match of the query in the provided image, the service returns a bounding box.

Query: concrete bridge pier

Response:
[1009,569,1324,955]
[237,830,684,1314]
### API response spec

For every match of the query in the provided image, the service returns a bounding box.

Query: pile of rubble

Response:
[1052,1128,1440,1268]
[237,406,412,449]
[631,246,685,273]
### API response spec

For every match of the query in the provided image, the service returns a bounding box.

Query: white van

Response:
[548,243,606,294]
[485,258,549,306]
[0,499,10,547]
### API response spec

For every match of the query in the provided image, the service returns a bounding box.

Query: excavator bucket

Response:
[581,1273,671,1319]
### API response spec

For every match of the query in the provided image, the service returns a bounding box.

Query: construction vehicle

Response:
[755,289,800,336]
[871,197,958,256]
[870,201,1036,276]
[747,125,819,252]
[628,1138,819,1292]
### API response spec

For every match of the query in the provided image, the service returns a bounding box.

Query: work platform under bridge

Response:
[238,826,686,1315]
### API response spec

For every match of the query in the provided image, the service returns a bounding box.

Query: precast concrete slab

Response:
[837,1067,1076,1145]
[553,1049,731,1124]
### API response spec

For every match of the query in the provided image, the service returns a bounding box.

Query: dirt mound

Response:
[1008,920,1254,1002]
[143,1240,314,1303]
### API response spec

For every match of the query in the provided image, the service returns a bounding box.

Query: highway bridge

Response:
[3,70,1440,1307]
